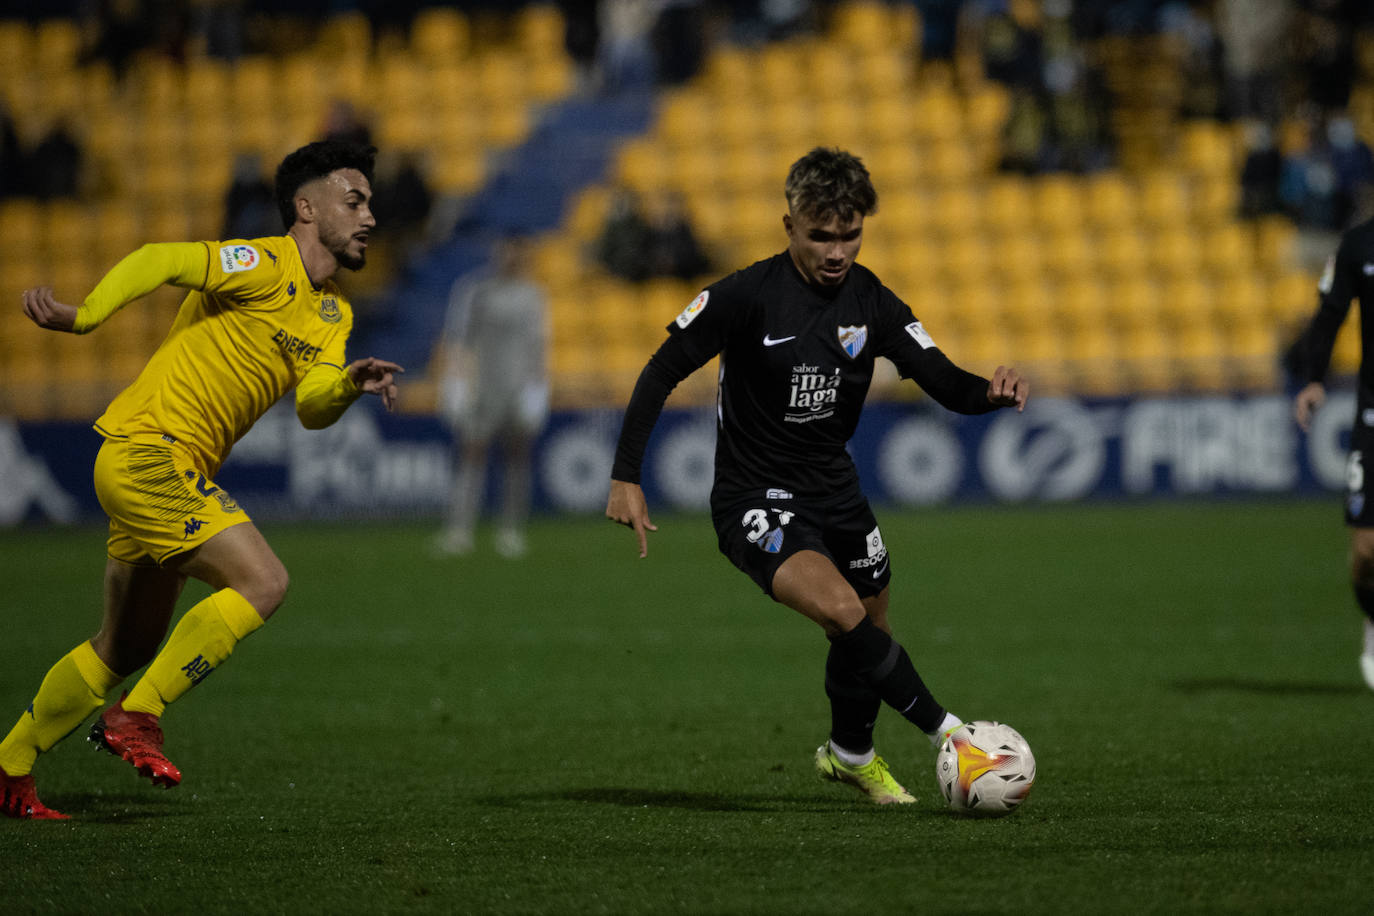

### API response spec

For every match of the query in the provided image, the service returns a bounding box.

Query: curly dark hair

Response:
[784,147,878,222]
[274,140,377,229]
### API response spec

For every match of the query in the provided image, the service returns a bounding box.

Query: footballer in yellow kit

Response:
[2,140,402,820]
[91,232,363,565]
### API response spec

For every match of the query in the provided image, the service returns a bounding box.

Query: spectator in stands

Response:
[595,186,656,281]
[27,121,83,200]
[436,235,549,559]
[372,150,435,251]
[644,190,712,281]
[1239,120,1284,218]
[1216,0,1290,122]
[558,0,601,94]
[0,103,21,200]
[1281,112,1374,232]
[222,152,278,240]
[1040,6,1114,172]
[320,98,373,148]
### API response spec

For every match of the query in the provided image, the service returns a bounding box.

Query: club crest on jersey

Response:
[319,297,341,323]
[220,244,259,273]
[675,290,709,329]
[838,324,868,358]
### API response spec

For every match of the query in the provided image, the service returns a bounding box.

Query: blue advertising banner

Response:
[0,391,1356,526]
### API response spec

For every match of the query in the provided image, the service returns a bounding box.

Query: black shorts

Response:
[1346,418,1374,526]
[712,490,892,599]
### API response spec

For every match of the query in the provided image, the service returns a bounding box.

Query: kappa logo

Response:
[838,324,868,358]
[183,518,204,538]
[220,244,259,273]
[287,281,296,296]
[319,297,341,323]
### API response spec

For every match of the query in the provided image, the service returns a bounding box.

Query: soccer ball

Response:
[935,720,1036,816]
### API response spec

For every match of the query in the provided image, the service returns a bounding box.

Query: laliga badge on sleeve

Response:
[904,320,936,349]
[675,290,709,329]
[220,244,260,273]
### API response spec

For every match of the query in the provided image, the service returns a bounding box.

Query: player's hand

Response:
[987,365,1028,412]
[1294,381,1326,432]
[22,286,79,332]
[347,357,405,411]
[606,479,657,559]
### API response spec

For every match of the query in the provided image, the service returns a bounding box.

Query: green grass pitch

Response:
[1,499,1371,914]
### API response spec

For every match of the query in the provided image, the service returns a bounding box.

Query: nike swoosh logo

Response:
[763,335,796,346]
[872,560,889,579]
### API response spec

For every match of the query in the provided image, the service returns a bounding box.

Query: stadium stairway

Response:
[358,88,657,374]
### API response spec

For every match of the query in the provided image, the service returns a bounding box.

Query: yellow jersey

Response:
[82,236,363,474]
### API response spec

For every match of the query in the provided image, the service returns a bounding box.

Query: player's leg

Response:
[495,428,534,558]
[0,557,179,817]
[117,521,283,720]
[439,435,488,555]
[1348,526,1374,688]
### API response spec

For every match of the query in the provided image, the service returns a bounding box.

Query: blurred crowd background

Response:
[1,0,1372,419]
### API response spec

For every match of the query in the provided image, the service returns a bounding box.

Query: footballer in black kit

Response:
[607,147,1028,805]
[1293,216,1374,689]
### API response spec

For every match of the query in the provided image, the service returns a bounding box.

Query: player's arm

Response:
[607,333,713,557]
[888,323,1028,414]
[296,358,404,429]
[1294,238,1358,431]
[22,242,209,334]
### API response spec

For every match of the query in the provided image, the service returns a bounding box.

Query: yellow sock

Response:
[123,588,265,718]
[0,641,122,777]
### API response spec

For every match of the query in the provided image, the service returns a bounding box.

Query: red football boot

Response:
[1,768,68,820]
[89,696,182,788]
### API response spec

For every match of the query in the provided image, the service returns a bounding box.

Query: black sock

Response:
[824,650,881,753]
[1354,585,1374,625]
[827,617,945,734]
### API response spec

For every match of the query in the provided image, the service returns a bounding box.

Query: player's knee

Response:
[1351,533,1374,587]
[816,592,868,637]
[243,562,289,619]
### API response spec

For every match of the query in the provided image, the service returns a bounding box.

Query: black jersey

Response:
[1303,218,1374,407]
[612,252,996,503]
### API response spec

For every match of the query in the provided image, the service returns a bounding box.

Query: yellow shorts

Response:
[93,435,251,566]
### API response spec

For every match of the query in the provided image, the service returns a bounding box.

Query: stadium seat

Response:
[411,6,470,64]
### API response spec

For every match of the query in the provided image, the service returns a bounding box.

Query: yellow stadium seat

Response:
[831,1,891,48]
[1179,120,1237,176]
[702,45,756,100]
[1268,270,1319,323]
[998,235,1045,284]
[860,50,914,98]
[912,87,962,142]
[1042,227,1094,278]
[1138,171,1191,226]
[1201,224,1252,278]
[478,51,529,106]
[809,43,856,102]
[318,11,371,57]
[866,141,923,192]
[613,138,668,193]
[412,6,470,63]
[982,178,1035,234]
[1191,174,1240,227]
[1149,226,1203,278]
[33,18,80,73]
[1031,175,1085,233]
[1096,228,1148,278]
[757,44,805,101]
[529,53,573,101]
[1084,172,1138,229]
